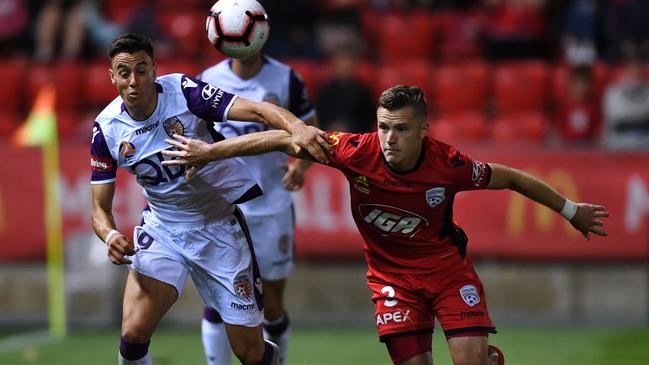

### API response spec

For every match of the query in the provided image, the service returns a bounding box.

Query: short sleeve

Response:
[90,122,117,184]
[288,69,315,120]
[181,75,237,123]
[447,148,491,191]
[326,131,363,169]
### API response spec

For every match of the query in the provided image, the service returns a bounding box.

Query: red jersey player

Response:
[161,85,609,365]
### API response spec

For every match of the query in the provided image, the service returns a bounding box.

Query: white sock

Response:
[118,351,152,365]
[263,315,290,364]
[202,318,232,365]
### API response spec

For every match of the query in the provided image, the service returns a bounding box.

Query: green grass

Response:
[1,326,648,364]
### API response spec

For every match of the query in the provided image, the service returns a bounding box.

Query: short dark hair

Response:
[377,85,427,122]
[108,33,154,60]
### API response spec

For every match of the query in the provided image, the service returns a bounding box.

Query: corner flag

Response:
[13,85,66,339]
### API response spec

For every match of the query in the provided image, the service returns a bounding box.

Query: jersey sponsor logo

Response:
[354,175,370,194]
[202,84,217,100]
[383,178,413,189]
[460,284,480,307]
[425,187,445,208]
[460,310,485,319]
[327,132,343,147]
[90,156,113,171]
[376,309,411,326]
[119,141,136,159]
[233,272,252,301]
[134,121,159,135]
[130,151,185,186]
[163,117,185,137]
[360,204,427,237]
[472,160,487,186]
[211,88,225,109]
[262,92,279,105]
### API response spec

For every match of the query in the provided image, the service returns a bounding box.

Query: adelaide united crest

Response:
[425,187,445,208]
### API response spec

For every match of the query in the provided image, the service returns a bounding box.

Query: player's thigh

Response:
[246,211,295,281]
[121,270,179,341]
[447,336,488,365]
[261,278,286,320]
[225,323,265,360]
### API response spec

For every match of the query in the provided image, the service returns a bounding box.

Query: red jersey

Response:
[327,132,491,274]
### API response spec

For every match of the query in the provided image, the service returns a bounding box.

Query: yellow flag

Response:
[13,85,57,147]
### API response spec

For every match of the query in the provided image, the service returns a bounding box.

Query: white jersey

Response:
[198,56,316,216]
[90,73,260,224]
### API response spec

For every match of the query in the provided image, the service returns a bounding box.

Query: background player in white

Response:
[90,33,329,365]
[197,47,318,365]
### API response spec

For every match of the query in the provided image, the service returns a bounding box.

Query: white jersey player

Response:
[197,52,317,364]
[90,33,329,365]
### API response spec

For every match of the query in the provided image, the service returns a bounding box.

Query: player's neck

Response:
[127,92,158,121]
[230,54,263,80]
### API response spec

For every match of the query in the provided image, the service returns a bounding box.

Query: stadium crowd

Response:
[1,0,649,148]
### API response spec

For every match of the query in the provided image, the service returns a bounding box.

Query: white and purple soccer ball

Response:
[205,0,270,59]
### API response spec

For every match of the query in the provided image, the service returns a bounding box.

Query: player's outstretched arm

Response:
[283,115,319,191]
[91,183,136,265]
[487,163,609,240]
[162,131,315,180]
[227,98,331,163]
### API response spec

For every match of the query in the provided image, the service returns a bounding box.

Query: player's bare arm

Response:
[282,115,319,191]
[91,183,136,265]
[227,97,330,163]
[487,163,609,239]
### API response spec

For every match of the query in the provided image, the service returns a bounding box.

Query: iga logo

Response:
[360,204,427,237]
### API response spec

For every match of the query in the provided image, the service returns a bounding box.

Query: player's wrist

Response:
[104,229,121,244]
[560,199,578,221]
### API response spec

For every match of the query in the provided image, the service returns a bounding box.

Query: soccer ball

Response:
[205,0,270,59]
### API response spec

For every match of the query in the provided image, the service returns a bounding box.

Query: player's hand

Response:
[161,134,212,180]
[106,231,136,265]
[281,160,308,191]
[291,125,331,164]
[569,203,609,240]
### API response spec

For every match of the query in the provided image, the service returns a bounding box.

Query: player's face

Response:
[377,106,428,171]
[109,50,157,120]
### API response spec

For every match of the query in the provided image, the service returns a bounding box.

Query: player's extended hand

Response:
[106,231,136,265]
[281,161,308,191]
[570,203,609,240]
[161,134,211,180]
[291,125,331,164]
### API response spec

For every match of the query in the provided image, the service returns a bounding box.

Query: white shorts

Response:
[129,208,264,327]
[243,206,295,281]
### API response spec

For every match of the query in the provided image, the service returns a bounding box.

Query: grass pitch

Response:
[1,326,648,364]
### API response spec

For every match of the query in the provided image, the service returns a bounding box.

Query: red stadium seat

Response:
[156,0,204,12]
[157,60,202,78]
[435,10,485,62]
[0,59,25,112]
[429,112,487,142]
[551,62,610,105]
[374,61,435,102]
[281,59,323,99]
[493,62,550,113]
[377,12,436,62]
[433,62,489,113]
[84,62,119,108]
[0,111,23,138]
[103,0,146,22]
[491,112,548,143]
[157,11,205,59]
[26,62,84,111]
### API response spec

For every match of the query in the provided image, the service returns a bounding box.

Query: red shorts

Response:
[368,259,496,341]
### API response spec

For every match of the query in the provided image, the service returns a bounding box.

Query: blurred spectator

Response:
[33,0,87,63]
[263,0,321,59]
[562,0,600,66]
[0,0,31,57]
[81,0,171,59]
[555,65,601,143]
[603,0,649,62]
[482,0,550,60]
[602,59,649,150]
[316,48,375,133]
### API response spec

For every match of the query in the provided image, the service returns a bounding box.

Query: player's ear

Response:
[109,68,116,86]
[419,120,429,139]
[152,62,157,79]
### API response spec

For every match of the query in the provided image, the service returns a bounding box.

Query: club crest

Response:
[460,284,480,307]
[233,273,252,300]
[425,187,445,208]
[163,117,185,137]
